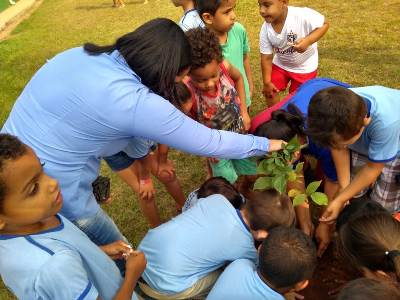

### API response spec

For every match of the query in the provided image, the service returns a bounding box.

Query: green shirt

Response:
[221,22,251,107]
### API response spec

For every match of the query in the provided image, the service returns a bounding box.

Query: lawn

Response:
[0,0,399,298]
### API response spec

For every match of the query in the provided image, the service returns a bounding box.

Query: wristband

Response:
[140,178,152,185]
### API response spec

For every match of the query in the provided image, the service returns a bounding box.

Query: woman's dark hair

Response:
[185,28,222,71]
[254,107,304,141]
[173,82,192,110]
[306,87,367,147]
[0,134,28,211]
[196,0,223,18]
[259,227,317,289]
[337,278,400,300]
[84,18,191,104]
[338,213,400,281]
[197,177,243,209]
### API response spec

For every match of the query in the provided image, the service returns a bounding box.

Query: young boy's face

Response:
[332,126,366,149]
[258,0,287,24]
[0,147,62,229]
[189,59,220,92]
[205,0,236,33]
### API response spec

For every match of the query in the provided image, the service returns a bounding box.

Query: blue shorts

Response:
[103,151,137,172]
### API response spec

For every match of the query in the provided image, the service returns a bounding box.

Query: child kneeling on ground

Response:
[137,186,295,299]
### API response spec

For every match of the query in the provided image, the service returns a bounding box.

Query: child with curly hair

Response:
[184,28,254,185]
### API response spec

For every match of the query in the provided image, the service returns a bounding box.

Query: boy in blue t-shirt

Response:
[171,0,205,31]
[307,86,400,222]
[0,134,146,300]
[207,226,317,300]
[138,189,295,299]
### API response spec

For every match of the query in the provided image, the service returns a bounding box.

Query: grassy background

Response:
[0,0,399,298]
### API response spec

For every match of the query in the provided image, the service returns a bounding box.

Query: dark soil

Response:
[302,244,359,299]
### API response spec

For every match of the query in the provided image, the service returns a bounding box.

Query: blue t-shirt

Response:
[1,47,269,221]
[179,9,204,31]
[282,78,352,181]
[138,194,257,294]
[348,86,400,162]
[0,215,138,300]
[207,259,284,300]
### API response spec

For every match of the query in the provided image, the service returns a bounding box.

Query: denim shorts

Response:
[103,151,137,172]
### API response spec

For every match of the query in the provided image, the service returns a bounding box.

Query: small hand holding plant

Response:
[254,136,328,207]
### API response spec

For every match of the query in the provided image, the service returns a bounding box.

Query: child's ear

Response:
[294,279,309,292]
[201,13,214,25]
[363,116,372,126]
[253,229,268,241]
[0,218,6,231]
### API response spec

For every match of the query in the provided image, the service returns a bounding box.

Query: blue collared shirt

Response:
[1,47,269,220]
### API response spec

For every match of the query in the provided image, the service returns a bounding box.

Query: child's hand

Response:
[139,178,155,201]
[157,160,175,182]
[125,251,147,276]
[262,82,279,99]
[100,240,133,260]
[315,223,334,257]
[242,112,251,131]
[207,157,219,164]
[299,219,315,237]
[319,199,346,223]
[293,38,310,53]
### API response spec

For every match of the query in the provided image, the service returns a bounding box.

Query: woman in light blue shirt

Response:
[1,18,282,258]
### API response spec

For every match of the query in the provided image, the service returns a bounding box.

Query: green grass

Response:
[0,0,399,298]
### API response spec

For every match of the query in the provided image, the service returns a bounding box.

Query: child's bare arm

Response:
[293,21,329,53]
[243,54,254,98]
[156,144,175,181]
[224,60,251,130]
[321,161,385,222]
[109,252,147,300]
[261,54,279,99]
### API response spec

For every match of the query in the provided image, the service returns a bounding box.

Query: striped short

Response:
[351,152,400,213]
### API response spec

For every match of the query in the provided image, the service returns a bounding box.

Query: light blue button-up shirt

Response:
[2,47,269,220]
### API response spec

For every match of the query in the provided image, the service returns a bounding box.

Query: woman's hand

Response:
[268,139,287,152]
[100,240,133,260]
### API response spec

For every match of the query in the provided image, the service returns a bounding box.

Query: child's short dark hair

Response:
[185,28,223,71]
[172,82,192,109]
[244,189,295,231]
[0,134,28,210]
[197,177,243,209]
[306,87,367,147]
[254,107,304,141]
[259,226,317,289]
[337,278,400,300]
[196,0,223,18]
[338,213,400,281]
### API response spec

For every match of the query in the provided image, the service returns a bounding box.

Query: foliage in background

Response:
[254,136,328,206]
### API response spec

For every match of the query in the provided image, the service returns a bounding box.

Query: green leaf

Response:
[266,163,275,173]
[310,192,329,206]
[295,162,304,173]
[266,158,275,165]
[273,175,287,194]
[288,189,302,198]
[272,152,278,158]
[256,160,269,174]
[283,149,289,156]
[253,177,273,191]
[275,158,285,167]
[293,194,307,206]
[288,171,297,182]
[306,180,322,196]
